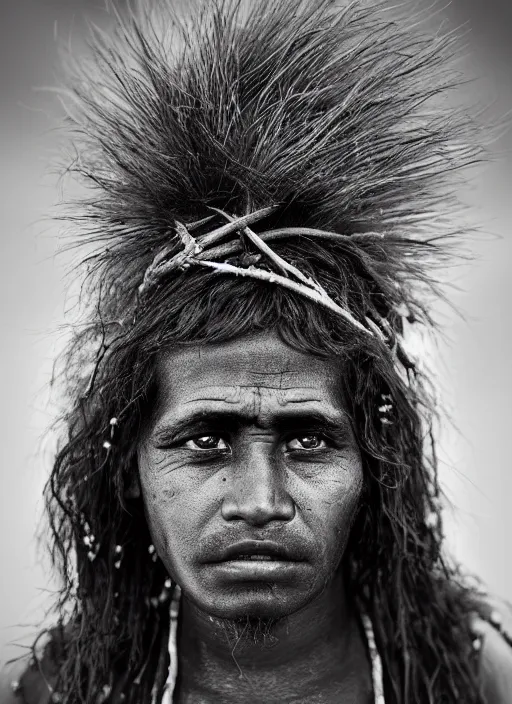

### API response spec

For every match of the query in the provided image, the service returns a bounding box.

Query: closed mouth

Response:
[210,540,303,563]
[226,554,283,561]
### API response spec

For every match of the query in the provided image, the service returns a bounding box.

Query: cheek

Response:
[137,450,210,563]
[299,460,363,555]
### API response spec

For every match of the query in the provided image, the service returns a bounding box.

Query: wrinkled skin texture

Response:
[137,331,364,621]
[135,331,372,702]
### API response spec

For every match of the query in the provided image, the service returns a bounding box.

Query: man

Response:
[2,0,512,701]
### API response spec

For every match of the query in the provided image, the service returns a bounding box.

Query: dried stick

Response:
[193,228,386,263]
[198,205,280,248]
[138,221,200,296]
[209,208,329,297]
[196,259,372,335]
[138,208,278,297]
[135,212,394,341]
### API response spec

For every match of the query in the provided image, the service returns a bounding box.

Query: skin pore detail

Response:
[137,331,372,703]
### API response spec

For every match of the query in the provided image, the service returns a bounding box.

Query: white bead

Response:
[490,610,503,627]
[425,512,438,528]
[148,544,155,554]
[115,544,122,554]
[103,441,112,450]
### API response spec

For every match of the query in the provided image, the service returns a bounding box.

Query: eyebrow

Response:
[151,408,352,445]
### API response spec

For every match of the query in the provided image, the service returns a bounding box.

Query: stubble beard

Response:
[215,612,284,650]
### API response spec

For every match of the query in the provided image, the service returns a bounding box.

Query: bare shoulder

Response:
[0,684,21,704]
[0,628,64,704]
[0,659,29,704]
[472,596,512,704]
[0,657,53,704]
[0,623,82,704]
[0,681,22,704]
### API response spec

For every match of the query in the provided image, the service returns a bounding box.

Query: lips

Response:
[204,539,307,583]
[210,540,303,563]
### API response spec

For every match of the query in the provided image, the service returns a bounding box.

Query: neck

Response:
[176,570,372,703]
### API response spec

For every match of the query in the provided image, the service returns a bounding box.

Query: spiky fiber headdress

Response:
[39,1,486,703]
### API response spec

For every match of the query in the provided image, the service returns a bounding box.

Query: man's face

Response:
[138,331,363,620]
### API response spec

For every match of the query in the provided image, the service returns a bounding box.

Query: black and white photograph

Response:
[1,0,512,701]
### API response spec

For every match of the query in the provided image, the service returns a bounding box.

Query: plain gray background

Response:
[1,0,511,667]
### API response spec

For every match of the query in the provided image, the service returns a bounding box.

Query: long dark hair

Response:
[43,0,485,701]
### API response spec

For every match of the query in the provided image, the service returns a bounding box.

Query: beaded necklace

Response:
[160,586,386,704]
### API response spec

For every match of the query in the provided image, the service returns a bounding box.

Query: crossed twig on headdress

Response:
[138,206,386,338]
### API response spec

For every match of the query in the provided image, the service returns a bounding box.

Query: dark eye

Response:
[286,434,327,451]
[184,435,229,451]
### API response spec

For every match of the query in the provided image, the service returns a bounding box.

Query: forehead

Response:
[152,332,346,418]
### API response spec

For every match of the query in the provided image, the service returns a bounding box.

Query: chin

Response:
[197,583,316,622]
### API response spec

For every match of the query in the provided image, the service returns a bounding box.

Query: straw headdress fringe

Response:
[60,0,483,331]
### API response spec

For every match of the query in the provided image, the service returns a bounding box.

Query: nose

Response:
[221,442,295,527]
